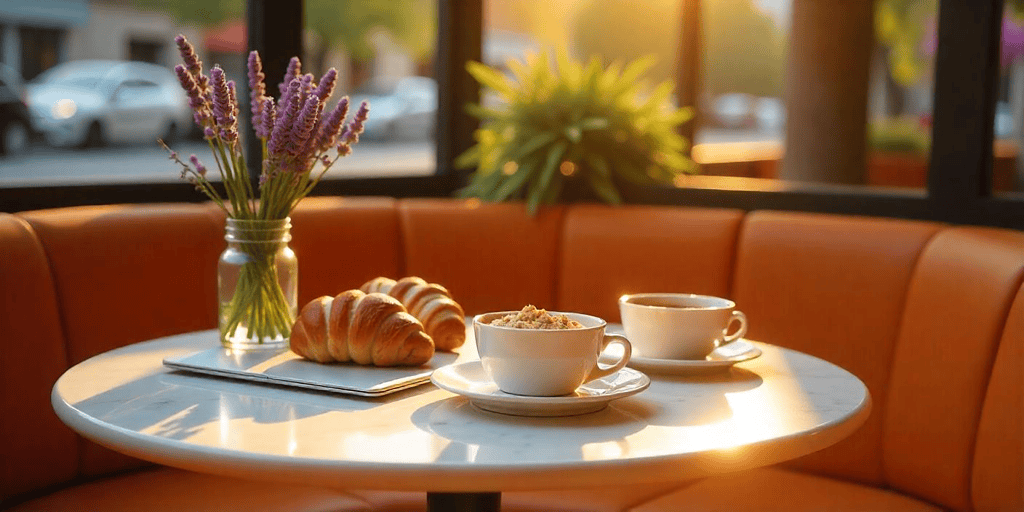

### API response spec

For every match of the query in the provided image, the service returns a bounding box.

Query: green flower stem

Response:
[220,240,292,345]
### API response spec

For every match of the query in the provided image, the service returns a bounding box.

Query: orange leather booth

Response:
[2,197,1021,512]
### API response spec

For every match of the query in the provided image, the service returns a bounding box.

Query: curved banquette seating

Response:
[1,197,1021,512]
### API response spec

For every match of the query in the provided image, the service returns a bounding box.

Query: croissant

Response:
[361,276,466,351]
[290,290,435,366]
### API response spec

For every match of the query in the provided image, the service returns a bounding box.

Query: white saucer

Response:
[623,339,763,376]
[430,362,650,417]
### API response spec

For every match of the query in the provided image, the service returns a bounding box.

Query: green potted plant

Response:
[456,51,696,214]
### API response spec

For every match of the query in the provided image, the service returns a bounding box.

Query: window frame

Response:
[2,0,1022,231]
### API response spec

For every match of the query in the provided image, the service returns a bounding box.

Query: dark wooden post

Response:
[676,0,702,155]
[927,0,1004,220]
[436,0,482,182]
[779,0,874,184]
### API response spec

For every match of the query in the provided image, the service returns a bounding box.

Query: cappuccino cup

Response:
[474,311,631,397]
[618,293,747,360]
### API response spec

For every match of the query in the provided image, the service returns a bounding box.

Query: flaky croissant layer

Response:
[290,290,435,366]
[361,276,467,351]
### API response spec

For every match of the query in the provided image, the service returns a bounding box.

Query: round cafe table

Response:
[52,328,871,512]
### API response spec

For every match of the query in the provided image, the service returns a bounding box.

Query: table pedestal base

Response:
[427,492,501,512]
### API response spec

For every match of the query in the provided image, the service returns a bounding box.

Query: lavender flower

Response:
[296,74,314,110]
[174,35,208,94]
[289,96,320,157]
[175,35,203,78]
[279,57,301,95]
[256,98,276,139]
[314,97,349,152]
[269,79,301,155]
[247,51,267,119]
[175,65,209,126]
[166,43,370,226]
[210,68,231,125]
[210,68,238,141]
[313,69,338,102]
[337,101,370,154]
[189,155,208,177]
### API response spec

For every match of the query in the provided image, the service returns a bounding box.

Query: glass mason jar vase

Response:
[218,218,298,350]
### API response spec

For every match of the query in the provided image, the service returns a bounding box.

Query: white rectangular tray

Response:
[163,347,462,397]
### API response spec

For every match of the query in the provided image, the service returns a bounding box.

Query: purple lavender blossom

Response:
[295,74,314,109]
[336,102,369,156]
[278,57,301,95]
[174,35,203,78]
[210,67,236,134]
[269,79,302,155]
[314,97,349,152]
[204,127,216,139]
[256,98,275,140]
[289,96,320,157]
[175,65,210,126]
[342,101,370,144]
[321,155,331,167]
[313,69,337,102]
[189,155,208,176]
[248,51,267,119]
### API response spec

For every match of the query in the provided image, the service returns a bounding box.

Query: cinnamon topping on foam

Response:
[490,305,583,329]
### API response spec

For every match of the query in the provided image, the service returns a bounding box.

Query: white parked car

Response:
[350,76,437,141]
[27,60,191,148]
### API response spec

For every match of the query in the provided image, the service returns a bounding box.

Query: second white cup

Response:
[618,293,748,360]
[474,311,632,397]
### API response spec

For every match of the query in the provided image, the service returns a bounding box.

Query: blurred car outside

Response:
[26,60,191,148]
[350,76,437,141]
[0,63,33,157]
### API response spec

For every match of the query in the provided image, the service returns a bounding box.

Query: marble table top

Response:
[52,327,871,493]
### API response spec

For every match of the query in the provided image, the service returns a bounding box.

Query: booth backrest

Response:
[0,214,76,502]
[1,198,1022,512]
[972,284,1024,512]
[883,228,1024,511]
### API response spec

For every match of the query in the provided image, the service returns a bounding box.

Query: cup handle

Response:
[586,334,632,383]
[721,310,748,345]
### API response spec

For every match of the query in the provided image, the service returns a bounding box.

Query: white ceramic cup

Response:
[618,293,748,360]
[473,311,632,397]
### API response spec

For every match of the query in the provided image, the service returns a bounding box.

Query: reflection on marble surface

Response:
[53,328,871,487]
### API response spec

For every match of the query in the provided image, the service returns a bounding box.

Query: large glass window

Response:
[0,1,437,184]
[479,0,948,191]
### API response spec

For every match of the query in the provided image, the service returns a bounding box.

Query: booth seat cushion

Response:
[627,467,942,512]
[5,467,373,512]
[349,481,690,512]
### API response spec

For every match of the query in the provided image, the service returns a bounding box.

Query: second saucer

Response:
[431,362,650,417]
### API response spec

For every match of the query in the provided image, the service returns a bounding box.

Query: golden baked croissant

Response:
[290,290,435,366]
[361,276,466,351]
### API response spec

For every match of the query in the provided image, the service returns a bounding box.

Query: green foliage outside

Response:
[305,0,435,63]
[874,0,936,87]
[132,0,435,76]
[572,0,786,99]
[456,52,695,214]
[132,0,243,27]
[868,118,930,155]
[876,0,1024,87]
